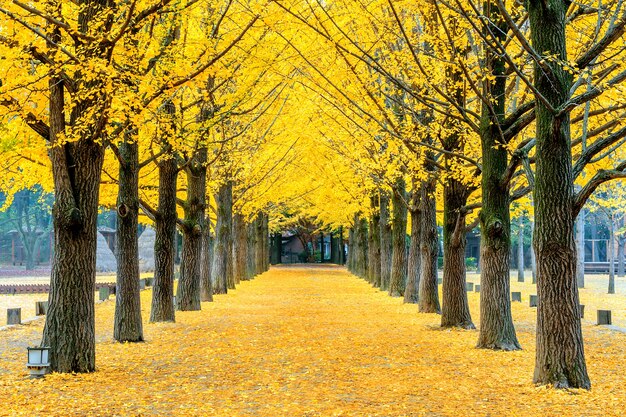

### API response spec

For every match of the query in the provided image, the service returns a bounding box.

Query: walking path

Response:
[0,265,625,416]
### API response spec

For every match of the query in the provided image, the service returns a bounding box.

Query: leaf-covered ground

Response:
[1,265,625,416]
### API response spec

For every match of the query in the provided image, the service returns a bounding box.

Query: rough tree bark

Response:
[246,220,257,279]
[418,178,440,313]
[389,179,408,297]
[212,181,233,294]
[517,216,525,282]
[368,194,381,286]
[200,218,214,302]
[608,212,615,294]
[150,156,178,322]
[404,188,421,304]
[255,213,265,275]
[576,210,585,287]
[528,0,590,388]
[347,226,355,272]
[441,176,474,329]
[41,1,113,372]
[379,193,392,290]
[618,233,625,278]
[476,0,520,351]
[176,148,207,311]
[233,213,248,284]
[114,140,143,342]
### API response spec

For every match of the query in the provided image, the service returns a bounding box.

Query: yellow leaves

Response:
[3,266,625,415]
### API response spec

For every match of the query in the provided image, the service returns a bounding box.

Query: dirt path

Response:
[0,265,625,416]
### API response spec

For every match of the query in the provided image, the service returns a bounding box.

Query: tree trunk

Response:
[212,182,233,294]
[379,193,393,290]
[530,218,537,284]
[404,197,421,304]
[476,128,520,349]
[232,213,248,283]
[150,157,177,323]
[338,227,345,265]
[529,0,590,388]
[476,0,519,351]
[517,217,525,282]
[246,221,257,279]
[389,179,408,296]
[418,180,440,313]
[43,138,105,372]
[347,227,355,272]
[176,149,207,311]
[441,177,474,329]
[358,216,369,278]
[576,209,586,287]
[114,141,143,342]
[200,218,213,302]
[262,213,270,272]
[255,213,265,275]
[368,195,381,286]
[270,232,282,265]
[42,30,108,370]
[608,212,615,294]
[618,234,625,278]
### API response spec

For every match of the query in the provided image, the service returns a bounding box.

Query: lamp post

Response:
[26,347,50,378]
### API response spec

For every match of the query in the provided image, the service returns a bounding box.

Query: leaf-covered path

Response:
[1,265,626,416]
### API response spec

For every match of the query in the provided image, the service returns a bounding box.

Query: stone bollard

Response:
[529,295,538,307]
[474,285,480,293]
[99,287,110,301]
[7,308,21,325]
[579,304,585,319]
[511,292,522,302]
[597,310,612,325]
[466,282,474,291]
[139,279,146,290]
[35,301,49,316]
[144,277,154,287]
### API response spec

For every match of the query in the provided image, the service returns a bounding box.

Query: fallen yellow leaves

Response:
[0,265,625,416]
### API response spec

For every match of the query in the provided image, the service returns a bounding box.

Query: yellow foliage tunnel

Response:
[1,266,626,416]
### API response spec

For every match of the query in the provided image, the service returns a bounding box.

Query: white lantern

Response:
[27,347,50,378]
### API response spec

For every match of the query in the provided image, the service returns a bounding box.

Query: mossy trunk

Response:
[212,182,233,294]
[200,220,213,302]
[176,149,207,311]
[528,0,590,388]
[476,0,519,351]
[441,178,473,329]
[114,140,143,342]
[404,195,421,304]
[418,178,440,313]
[368,195,381,286]
[150,157,177,322]
[233,213,248,283]
[379,193,392,290]
[389,179,408,297]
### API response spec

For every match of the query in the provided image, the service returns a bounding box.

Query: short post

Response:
[144,277,153,287]
[597,310,612,325]
[511,292,522,302]
[35,301,49,316]
[7,308,21,325]
[474,284,480,293]
[529,295,538,307]
[27,347,50,378]
[579,304,585,319]
[99,286,110,301]
[139,279,146,290]
[466,282,474,291]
